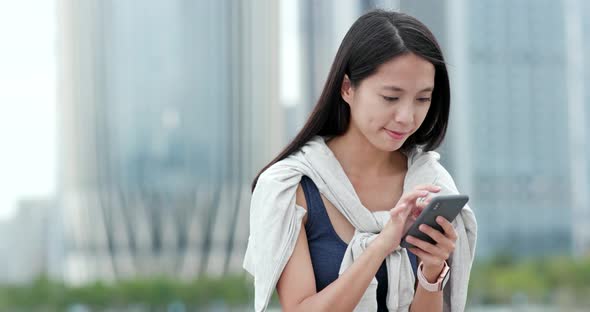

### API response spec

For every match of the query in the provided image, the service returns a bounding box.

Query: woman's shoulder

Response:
[256,136,325,185]
[254,158,306,199]
[407,148,459,193]
[258,158,300,183]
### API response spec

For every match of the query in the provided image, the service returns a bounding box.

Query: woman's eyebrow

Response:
[381,85,434,92]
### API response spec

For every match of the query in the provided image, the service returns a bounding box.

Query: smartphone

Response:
[400,194,469,249]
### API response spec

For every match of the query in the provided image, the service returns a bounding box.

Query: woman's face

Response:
[341,53,435,152]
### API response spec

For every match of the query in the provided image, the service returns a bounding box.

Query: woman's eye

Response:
[382,96,399,102]
[417,97,431,103]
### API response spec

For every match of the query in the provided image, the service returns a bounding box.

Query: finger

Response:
[408,247,430,260]
[402,190,432,204]
[412,190,440,203]
[410,206,423,218]
[418,224,447,245]
[412,197,432,215]
[419,224,456,253]
[413,202,433,221]
[413,184,442,193]
[436,216,458,241]
[408,247,425,259]
[405,235,448,260]
[390,202,411,218]
[416,197,432,209]
[403,186,439,204]
[391,202,410,213]
[408,248,439,264]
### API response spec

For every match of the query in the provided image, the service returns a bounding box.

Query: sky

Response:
[0,0,56,219]
[280,0,302,108]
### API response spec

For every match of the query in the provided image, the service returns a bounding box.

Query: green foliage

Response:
[0,273,254,310]
[468,254,590,307]
[0,256,588,310]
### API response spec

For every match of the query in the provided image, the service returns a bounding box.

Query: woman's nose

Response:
[394,103,414,125]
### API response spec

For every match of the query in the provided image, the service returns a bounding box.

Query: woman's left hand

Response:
[406,216,457,275]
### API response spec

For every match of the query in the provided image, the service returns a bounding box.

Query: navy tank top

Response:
[300,176,419,311]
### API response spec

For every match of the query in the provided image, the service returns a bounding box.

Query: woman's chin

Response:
[375,137,403,152]
[379,134,405,151]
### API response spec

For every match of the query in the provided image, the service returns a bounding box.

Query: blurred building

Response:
[55,0,283,284]
[407,0,590,258]
[0,198,53,284]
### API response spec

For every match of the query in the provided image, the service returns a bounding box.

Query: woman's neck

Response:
[326,129,407,179]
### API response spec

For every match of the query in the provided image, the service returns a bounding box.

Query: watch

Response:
[417,260,450,292]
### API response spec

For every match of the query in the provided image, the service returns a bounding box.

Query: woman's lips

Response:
[384,128,408,140]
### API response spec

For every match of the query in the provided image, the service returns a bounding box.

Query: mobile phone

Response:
[400,194,469,249]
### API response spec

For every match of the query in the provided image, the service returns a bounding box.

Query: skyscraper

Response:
[407,0,590,258]
[56,0,283,284]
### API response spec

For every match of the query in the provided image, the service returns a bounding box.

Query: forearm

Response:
[293,241,389,312]
[409,265,444,312]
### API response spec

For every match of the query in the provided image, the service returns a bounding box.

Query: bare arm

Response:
[409,264,445,311]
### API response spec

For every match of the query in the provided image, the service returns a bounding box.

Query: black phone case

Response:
[400,194,469,249]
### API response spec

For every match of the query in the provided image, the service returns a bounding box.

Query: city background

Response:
[0,0,588,310]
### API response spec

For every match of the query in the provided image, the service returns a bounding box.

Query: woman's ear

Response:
[341,74,354,105]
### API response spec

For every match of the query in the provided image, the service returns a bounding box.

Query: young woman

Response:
[243,9,477,312]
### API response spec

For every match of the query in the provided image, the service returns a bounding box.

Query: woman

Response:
[243,9,477,312]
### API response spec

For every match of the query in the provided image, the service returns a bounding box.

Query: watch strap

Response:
[417,260,450,292]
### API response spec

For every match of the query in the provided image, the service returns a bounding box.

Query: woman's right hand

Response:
[374,184,441,255]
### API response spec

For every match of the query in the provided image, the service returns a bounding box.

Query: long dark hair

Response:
[252,9,451,191]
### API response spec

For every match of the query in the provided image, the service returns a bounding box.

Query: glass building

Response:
[407,0,590,258]
[56,0,284,283]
